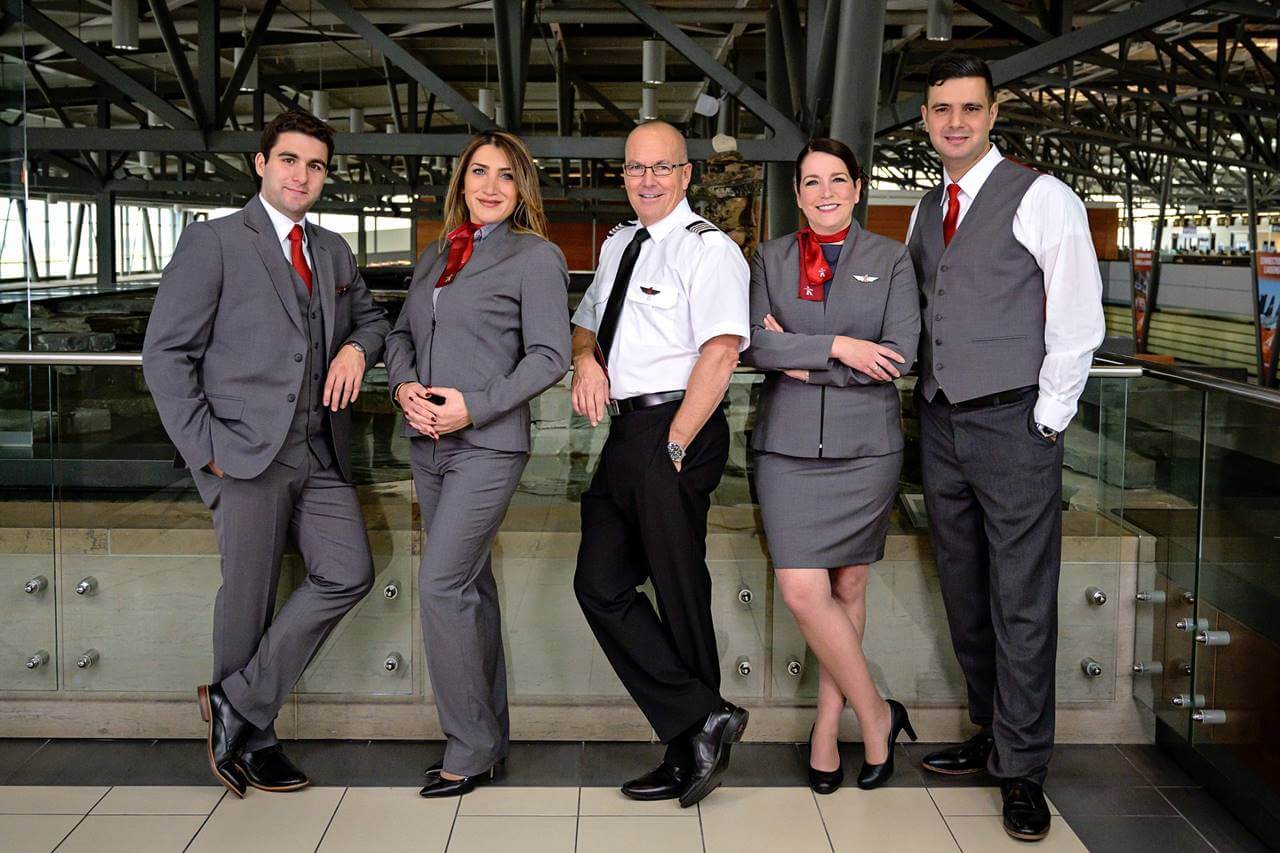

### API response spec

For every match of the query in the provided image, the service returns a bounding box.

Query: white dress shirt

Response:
[572,198,750,400]
[907,145,1106,432]
[258,193,314,272]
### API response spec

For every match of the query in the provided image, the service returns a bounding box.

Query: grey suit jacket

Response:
[383,221,571,453]
[142,196,391,482]
[742,221,920,458]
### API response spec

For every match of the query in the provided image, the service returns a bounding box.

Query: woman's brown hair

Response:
[441,130,549,241]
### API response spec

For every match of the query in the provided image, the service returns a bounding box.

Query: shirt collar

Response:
[258,193,309,245]
[639,197,697,244]
[941,144,1004,207]
[474,221,500,242]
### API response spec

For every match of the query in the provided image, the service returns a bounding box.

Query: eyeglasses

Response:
[622,161,689,178]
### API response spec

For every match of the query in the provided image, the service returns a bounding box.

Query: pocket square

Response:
[851,274,879,283]
[336,284,351,295]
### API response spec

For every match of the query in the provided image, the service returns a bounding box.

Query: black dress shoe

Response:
[806,724,843,795]
[921,731,995,776]
[423,759,443,777]
[418,765,498,798]
[1001,778,1051,841]
[239,744,310,792]
[197,683,252,797]
[620,762,691,801]
[677,701,750,809]
[857,699,918,790]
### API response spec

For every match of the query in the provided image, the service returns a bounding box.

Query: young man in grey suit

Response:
[906,55,1105,841]
[143,111,390,798]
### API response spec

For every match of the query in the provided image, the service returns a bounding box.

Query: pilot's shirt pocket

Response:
[626,282,678,310]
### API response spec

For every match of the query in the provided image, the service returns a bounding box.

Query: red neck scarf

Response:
[795,224,850,301]
[436,220,483,288]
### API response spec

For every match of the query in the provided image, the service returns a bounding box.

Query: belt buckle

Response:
[605,400,621,417]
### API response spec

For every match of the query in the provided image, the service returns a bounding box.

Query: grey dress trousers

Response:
[742,222,920,568]
[143,196,391,749]
[384,221,571,776]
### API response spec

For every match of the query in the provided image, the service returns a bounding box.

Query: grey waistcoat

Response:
[277,270,333,469]
[908,158,1046,404]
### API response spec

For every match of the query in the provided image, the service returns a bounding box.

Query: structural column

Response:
[96,190,115,288]
[828,0,886,225]
[765,3,798,240]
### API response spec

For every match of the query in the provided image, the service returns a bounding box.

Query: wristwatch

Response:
[1034,422,1059,442]
[666,441,686,464]
[344,340,365,356]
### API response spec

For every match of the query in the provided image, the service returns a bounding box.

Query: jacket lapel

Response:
[246,197,305,336]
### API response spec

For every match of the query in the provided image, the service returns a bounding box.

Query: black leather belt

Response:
[606,390,685,416]
[939,386,1034,410]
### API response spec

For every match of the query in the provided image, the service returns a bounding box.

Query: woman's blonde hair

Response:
[441,130,549,241]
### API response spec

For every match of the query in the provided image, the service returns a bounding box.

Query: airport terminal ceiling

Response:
[1,0,1279,216]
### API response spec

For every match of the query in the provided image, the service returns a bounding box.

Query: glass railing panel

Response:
[0,363,57,691]
[1120,376,1203,735]
[1189,392,1280,821]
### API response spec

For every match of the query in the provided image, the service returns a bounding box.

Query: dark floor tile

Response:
[1044,783,1177,817]
[500,742,583,786]
[4,739,158,785]
[902,742,999,788]
[282,740,377,786]
[1050,744,1148,786]
[1065,816,1214,853]
[1162,787,1272,853]
[831,742,925,788]
[0,739,48,783]
[580,742,665,787]
[131,740,225,785]
[1119,744,1200,787]
[721,743,806,787]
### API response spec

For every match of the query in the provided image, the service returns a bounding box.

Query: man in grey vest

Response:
[143,111,390,798]
[906,55,1104,842]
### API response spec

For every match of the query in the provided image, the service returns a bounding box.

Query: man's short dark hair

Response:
[926,54,995,104]
[260,110,335,164]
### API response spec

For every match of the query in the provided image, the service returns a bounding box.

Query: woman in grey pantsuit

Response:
[384,131,571,797]
[742,138,920,793]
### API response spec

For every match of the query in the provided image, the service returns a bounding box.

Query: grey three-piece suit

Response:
[143,195,390,749]
[384,221,571,776]
[743,221,920,568]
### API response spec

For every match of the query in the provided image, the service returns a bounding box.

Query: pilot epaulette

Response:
[685,220,718,235]
[607,219,638,238]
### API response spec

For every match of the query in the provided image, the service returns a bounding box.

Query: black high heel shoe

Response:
[419,764,499,798]
[807,723,844,795]
[856,699,917,790]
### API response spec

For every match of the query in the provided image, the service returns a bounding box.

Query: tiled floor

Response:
[0,740,1268,852]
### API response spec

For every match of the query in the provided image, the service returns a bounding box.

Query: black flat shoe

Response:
[197,683,252,798]
[418,765,498,798]
[857,699,917,790]
[806,724,843,795]
[621,762,690,801]
[239,744,309,792]
[921,731,995,776]
[678,701,750,809]
[1002,778,1051,841]
[423,759,443,777]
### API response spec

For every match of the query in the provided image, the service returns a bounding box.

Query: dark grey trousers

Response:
[193,456,375,749]
[917,387,1064,785]
[411,437,528,777]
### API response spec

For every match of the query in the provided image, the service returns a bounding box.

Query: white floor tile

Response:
[91,786,224,815]
[928,786,1061,817]
[0,786,108,815]
[945,815,1088,852]
[699,787,832,853]
[445,816,576,853]
[576,815,703,853]
[186,786,344,853]
[0,814,81,853]
[317,787,457,853]
[457,786,578,816]
[55,814,205,853]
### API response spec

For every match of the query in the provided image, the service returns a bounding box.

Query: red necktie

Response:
[287,224,313,294]
[437,221,482,288]
[794,224,851,301]
[942,183,961,247]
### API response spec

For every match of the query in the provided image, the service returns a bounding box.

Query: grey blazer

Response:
[742,221,920,458]
[142,196,391,482]
[383,221,571,453]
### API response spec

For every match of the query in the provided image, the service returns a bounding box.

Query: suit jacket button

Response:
[935,314,943,321]
[287,393,296,402]
[938,289,946,296]
[935,339,942,346]
[936,364,945,370]
[294,353,303,362]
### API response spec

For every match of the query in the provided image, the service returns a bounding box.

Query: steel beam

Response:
[146,0,206,126]
[830,0,886,225]
[878,0,1217,134]
[197,0,219,128]
[616,0,806,153]
[566,69,636,130]
[218,0,278,128]
[9,0,197,129]
[765,3,798,240]
[315,0,496,131]
[805,0,841,128]
[493,0,523,131]
[95,189,115,287]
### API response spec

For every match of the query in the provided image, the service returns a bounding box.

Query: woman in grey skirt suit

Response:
[742,138,920,793]
[384,130,571,797]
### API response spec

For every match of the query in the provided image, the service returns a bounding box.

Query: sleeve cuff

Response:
[1034,393,1076,433]
[694,322,751,353]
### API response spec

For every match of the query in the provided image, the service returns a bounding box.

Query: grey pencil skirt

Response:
[755,450,902,568]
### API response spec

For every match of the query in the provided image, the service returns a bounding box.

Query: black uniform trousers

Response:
[574,400,728,757]
[916,386,1064,785]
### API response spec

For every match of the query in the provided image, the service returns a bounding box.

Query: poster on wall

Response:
[1132,250,1154,352]
[1256,252,1280,388]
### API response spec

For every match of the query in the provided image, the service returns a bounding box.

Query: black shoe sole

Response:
[621,787,683,802]
[678,706,749,809]
[240,775,311,793]
[922,762,985,776]
[1004,824,1050,842]
[197,685,245,799]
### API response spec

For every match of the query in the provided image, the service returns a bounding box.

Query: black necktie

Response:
[594,228,650,368]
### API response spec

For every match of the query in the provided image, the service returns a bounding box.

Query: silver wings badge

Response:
[851,273,880,283]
